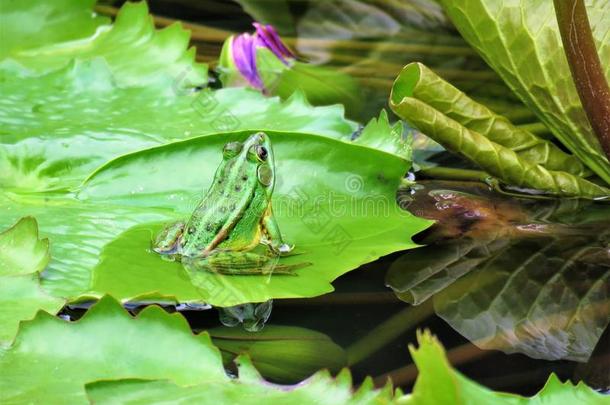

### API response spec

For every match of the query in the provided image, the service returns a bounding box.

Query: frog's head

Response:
[221,132,275,191]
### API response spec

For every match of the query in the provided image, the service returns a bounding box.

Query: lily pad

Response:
[0,1,357,192]
[0,61,356,192]
[0,295,226,404]
[0,0,107,60]
[78,130,431,306]
[0,217,64,344]
[1,1,206,87]
[85,360,393,405]
[83,329,605,404]
[0,0,417,305]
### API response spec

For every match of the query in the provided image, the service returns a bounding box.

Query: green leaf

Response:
[83,328,606,404]
[401,330,607,404]
[0,217,64,344]
[439,0,610,184]
[1,294,390,404]
[0,60,356,191]
[256,48,364,117]
[354,110,412,163]
[390,95,610,198]
[0,192,174,299]
[0,0,108,59]
[0,296,227,404]
[76,130,431,306]
[85,357,394,404]
[2,1,206,88]
[0,131,431,306]
[0,0,425,306]
[219,42,364,117]
[210,325,347,383]
[392,62,588,176]
[0,1,357,193]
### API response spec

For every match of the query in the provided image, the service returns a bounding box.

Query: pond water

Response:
[60,0,610,397]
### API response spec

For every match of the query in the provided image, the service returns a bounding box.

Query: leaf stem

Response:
[345,301,433,366]
[418,167,491,183]
[553,0,610,161]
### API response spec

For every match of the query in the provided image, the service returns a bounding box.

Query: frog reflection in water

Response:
[153,132,309,330]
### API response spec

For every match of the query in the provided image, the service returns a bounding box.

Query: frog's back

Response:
[181,157,259,256]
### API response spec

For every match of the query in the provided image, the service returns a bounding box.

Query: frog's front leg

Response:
[262,210,293,255]
[153,221,185,256]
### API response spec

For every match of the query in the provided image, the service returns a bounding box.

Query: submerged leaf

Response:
[435,236,610,362]
[0,217,64,344]
[439,0,610,184]
[388,184,610,361]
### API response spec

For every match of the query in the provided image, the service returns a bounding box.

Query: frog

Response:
[153,132,309,275]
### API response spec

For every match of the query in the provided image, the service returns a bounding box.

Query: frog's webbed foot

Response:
[153,221,185,256]
[269,242,294,256]
[218,300,273,332]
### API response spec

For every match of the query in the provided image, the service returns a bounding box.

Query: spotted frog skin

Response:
[153,132,306,275]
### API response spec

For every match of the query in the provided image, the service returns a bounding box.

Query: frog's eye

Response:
[223,142,242,159]
[255,146,268,161]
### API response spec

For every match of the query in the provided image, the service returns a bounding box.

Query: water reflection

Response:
[388,181,610,362]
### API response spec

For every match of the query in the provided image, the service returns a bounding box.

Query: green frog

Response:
[153,132,308,275]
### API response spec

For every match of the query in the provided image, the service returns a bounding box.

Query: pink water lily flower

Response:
[231,23,295,90]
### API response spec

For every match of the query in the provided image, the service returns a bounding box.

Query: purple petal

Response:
[231,33,264,89]
[253,22,295,64]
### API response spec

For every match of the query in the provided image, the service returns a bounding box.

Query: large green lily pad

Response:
[0,130,430,306]
[78,130,431,306]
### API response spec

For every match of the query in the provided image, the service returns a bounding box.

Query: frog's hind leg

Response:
[185,252,307,275]
[153,221,185,255]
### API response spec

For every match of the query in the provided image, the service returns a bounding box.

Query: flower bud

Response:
[209,325,347,383]
[219,23,294,90]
